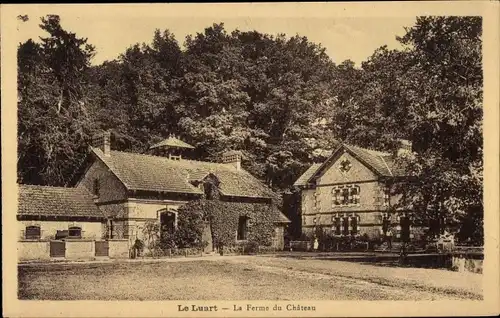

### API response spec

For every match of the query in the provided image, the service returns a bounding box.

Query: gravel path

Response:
[245,255,483,299]
[18,255,481,300]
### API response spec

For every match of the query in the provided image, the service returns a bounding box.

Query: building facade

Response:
[17,185,107,241]
[294,142,422,242]
[76,132,290,250]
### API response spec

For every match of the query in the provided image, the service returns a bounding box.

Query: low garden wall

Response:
[138,244,281,258]
[140,247,204,258]
[18,240,51,261]
[65,239,95,260]
[221,244,281,255]
[108,239,129,259]
[289,241,312,252]
[18,239,131,261]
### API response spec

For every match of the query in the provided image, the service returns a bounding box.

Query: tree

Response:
[176,25,337,189]
[142,220,161,255]
[323,17,483,244]
[393,17,483,244]
[17,15,97,186]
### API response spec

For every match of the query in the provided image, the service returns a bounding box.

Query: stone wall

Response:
[272,225,285,250]
[77,159,127,203]
[18,240,50,261]
[300,152,386,230]
[18,239,131,261]
[299,150,420,241]
[108,239,130,258]
[65,239,95,260]
[117,200,186,242]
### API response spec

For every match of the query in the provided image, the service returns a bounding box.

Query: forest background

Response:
[17,15,483,243]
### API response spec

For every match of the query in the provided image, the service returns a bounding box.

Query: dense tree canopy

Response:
[17,16,483,243]
[18,15,96,185]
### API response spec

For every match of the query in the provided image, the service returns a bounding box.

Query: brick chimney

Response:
[92,131,111,156]
[397,139,412,157]
[222,150,242,171]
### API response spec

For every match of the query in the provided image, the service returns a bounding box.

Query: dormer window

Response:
[383,185,390,206]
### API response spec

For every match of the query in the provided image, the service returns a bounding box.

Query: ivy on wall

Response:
[177,199,280,248]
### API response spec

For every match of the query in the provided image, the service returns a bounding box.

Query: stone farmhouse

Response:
[17,184,129,260]
[17,132,289,260]
[293,141,420,243]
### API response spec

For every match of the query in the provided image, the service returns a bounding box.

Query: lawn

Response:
[18,256,481,301]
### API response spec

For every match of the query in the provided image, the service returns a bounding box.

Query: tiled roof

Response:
[344,144,395,177]
[18,184,105,219]
[274,208,292,224]
[91,148,275,199]
[149,136,195,149]
[293,163,322,187]
[294,144,407,186]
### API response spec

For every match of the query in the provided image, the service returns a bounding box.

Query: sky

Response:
[13,5,417,66]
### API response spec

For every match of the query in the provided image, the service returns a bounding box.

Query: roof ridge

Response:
[110,149,230,167]
[345,143,390,156]
[110,149,166,159]
[19,184,79,190]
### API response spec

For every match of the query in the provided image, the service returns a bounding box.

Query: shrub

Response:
[142,220,160,251]
[175,205,205,248]
[132,239,144,257]
[160,231,177,249]
[242,240,259,254]
[180,199,280,249]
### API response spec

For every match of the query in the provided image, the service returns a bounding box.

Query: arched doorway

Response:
[159,210,176,235]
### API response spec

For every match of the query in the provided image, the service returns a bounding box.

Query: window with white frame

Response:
[383,185,390,206]
[332,216,342,235]
[380,212,391,235]
[396,214,412,241]
[342,216,350,235]
[332,213,360,236]
[332,185,360,206]
[350,215,360,235]
[313,190,321,212]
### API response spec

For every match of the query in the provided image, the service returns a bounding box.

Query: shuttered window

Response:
[25,225,41,240]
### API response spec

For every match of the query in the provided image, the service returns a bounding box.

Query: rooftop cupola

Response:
[149,134,195,160]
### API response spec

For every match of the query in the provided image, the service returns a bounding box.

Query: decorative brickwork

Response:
[295,144,413,241]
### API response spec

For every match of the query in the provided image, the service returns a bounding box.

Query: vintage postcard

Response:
[2,2,499,317]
